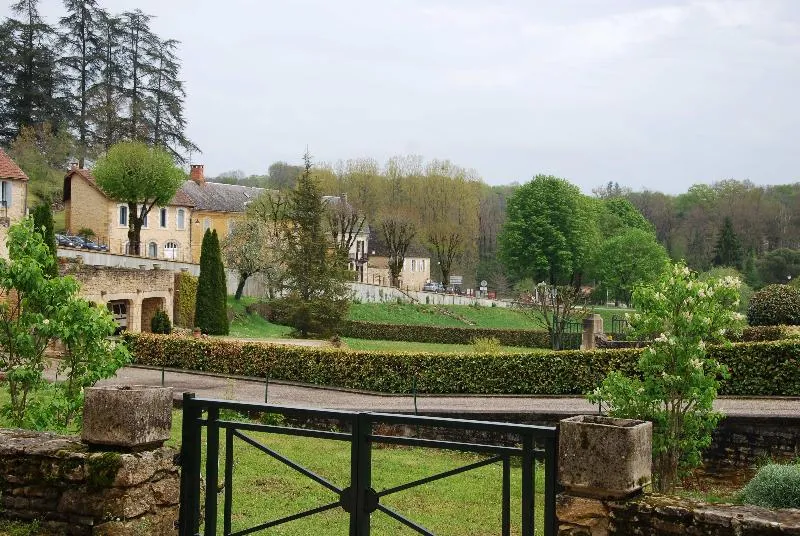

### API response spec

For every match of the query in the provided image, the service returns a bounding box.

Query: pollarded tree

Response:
[712,217,743,269]
[195,229,229,335]
[499,175,596,286]
[92,140,184,255]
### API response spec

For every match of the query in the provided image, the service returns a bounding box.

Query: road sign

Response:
[480,280,488,287]
[449,275,463,285]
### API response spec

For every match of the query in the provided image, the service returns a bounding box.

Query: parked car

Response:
[56,234,81,248]
[82,240,106,251]
[422,282,438,292]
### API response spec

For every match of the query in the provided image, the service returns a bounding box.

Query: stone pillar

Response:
[581,314,604,350]
[128,297,142,332]
[557,415,652,535]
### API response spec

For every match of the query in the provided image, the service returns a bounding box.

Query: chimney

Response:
[70,162,79,170]
[190,164,205,185]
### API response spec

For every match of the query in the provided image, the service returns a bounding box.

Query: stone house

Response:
[180,165,267,260]
[0,150,29,259]
[364,228,431,290]
[64,166,196,261]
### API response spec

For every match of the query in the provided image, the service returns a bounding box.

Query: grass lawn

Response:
[169,409,550,535]
[52,210,65,233]
[342,337,543,354]
[227,296,293,339]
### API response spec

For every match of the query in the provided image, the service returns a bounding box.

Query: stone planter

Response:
[82,385,173,449]
[558,415,652,499]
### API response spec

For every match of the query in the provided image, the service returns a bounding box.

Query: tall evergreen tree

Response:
[121,9,155,141]
[713,217,744,269]
[88,9,125,151]
[58,0,103,166]
[1,0,69,142]
[194,229,229,335]
[280,152,350,336]
[31,202,58,277]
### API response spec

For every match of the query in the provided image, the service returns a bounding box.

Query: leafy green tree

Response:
[31,202,57,277]
[699,267,752,313]
[8,123,75,205]
[0,218,127,428]
[598,197,654,238]
[590,263,744,493]
[195,229,229,335]
[756,248,800,285]
[279,152,350,336]
[93,140,184,255]
[499,175,596,285]
[267,161,303,190]
[712,217,743,269]
[594,228,669,306]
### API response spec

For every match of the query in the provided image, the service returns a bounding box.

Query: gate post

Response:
[350,413,373,535]
[179,393,203,536]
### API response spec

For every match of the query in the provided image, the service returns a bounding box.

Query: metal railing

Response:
[179,393,558,536]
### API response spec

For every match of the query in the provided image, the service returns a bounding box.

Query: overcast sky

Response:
[15,0,800,193]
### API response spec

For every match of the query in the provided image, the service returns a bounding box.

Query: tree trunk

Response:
[235,273,248,300]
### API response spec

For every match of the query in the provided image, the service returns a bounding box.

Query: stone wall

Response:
[557,493,800,535]
[0,429,178,535]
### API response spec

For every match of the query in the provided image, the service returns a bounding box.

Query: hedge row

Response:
[737,325,800,342]
[125,334,800,396]
[338,320,556,348]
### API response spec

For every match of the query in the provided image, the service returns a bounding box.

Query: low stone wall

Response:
[558,493,800,535]
[0,429,179,535]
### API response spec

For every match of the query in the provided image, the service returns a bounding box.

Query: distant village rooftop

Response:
[0,149,29,181]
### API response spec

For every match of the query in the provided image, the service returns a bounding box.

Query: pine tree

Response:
[1,0,69,143]
[713,217,743,269]
[194,229,229,335]
[88,9,125,151]
[31,202,58,277]
[121,9,155,141]
[280,152,350,336]
[58,0,103,166]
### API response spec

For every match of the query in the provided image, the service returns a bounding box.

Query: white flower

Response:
[655,333,668,343]
[718,328,726,336]
[698,340,706,350]
[42,319,50,325]
[690,358,703,370]
[732,313,745,322]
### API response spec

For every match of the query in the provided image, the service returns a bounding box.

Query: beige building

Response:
[0,150,29,259]
[364,228,431,290]
[64,167,196,261]
[181,165,267,261]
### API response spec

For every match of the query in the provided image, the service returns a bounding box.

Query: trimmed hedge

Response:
[736,325,799,342]
[125,334,800,396]
[339,320,556,348]
[748,284,800,326]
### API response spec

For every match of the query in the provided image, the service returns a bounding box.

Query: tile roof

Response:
[66,168,196,207]
[0,149,29,181]
[180,180,269,213]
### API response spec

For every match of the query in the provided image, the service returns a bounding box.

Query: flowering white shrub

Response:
[589,262,744,493]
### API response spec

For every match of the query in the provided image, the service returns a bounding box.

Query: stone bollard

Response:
[557,415,652,535]
[581,314,604,350]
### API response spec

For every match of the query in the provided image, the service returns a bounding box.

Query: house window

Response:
[421,260,425,272]
[142,209,148,228]
[177,209,185,230]
[160,208,167,228]
[203,218,211,231]
[164,241,178,260]
[0,181,11,209]
[411,259,416,272]
[148,242,158,258]
[118,205,128,226]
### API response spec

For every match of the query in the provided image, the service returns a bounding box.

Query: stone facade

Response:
[64,169,194,262]
[557,493,800,535]
[189,208,240,261]
[364,255,431,290]
[0,150,29,260]
[0,429,179,535]
[61,262,174,333]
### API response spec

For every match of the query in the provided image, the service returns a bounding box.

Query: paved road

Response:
[46,365,800,418]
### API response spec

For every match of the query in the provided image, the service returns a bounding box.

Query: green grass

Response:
[342,337,542,354]
[170,409,549,535]
[52,210,65,233]
[227,296,293,339]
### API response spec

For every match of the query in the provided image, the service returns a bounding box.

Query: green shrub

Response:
[472,337,501,354]
[125,334,800,396]
[736,325,797,342]
[174,271,198,328]
[747,284,800,326]
[740,464,800,509]
[150,309,172,334]
[337,320,555,348]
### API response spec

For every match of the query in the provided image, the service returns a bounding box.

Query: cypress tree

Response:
[31,202,57,277]
[194,229,229,335]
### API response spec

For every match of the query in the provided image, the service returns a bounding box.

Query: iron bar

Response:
[375,455,502,498]
[223,428,234,536]
[544,436,558,536]
[375,504,435,535]
[216,420,350,441]
[370,434,541,457]
[234,430,343,495]
[522,434,534,536]
[228,500,341,536]
[204,406,220,536]
[502,456,510,536]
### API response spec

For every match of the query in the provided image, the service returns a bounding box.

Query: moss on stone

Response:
[86,452,123,489]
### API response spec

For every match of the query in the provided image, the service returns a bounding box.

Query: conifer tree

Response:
[280,152,350,336]
[194,229,229,335]
[31,202,58,278]
[713,217,743,269]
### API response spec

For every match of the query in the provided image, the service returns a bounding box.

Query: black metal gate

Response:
[178,393,558,536]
